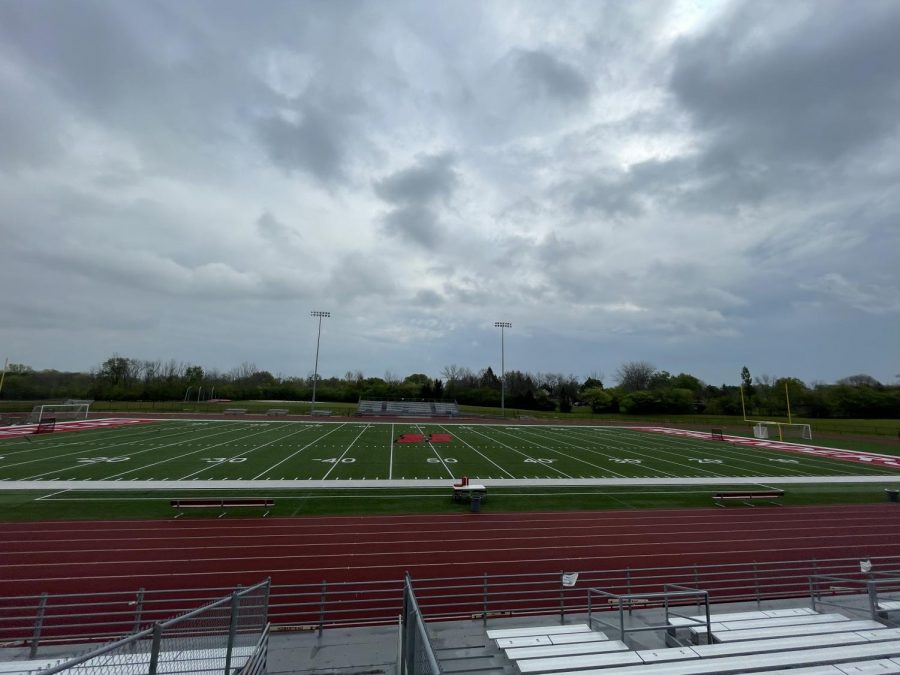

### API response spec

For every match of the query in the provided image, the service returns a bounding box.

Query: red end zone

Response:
[633,426,900,471]
[0,418,157,439]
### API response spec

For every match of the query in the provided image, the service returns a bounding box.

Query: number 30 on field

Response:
[202,457,247,463]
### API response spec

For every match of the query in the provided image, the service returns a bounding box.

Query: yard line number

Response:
[77,456,130,463]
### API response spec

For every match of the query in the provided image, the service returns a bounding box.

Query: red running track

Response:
[1,503,899,597]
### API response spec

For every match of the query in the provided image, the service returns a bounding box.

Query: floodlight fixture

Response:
[494,322,512,417]
[310,311,331,411]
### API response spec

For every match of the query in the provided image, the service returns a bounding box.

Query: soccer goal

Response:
[35,418,57,434]
[28,402,91,425]
[752,421,812,441]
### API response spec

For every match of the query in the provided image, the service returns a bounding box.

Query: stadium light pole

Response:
[310,311,330,413]
[494,322,511,418]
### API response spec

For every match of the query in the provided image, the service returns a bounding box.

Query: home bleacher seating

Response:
[489,609,900,675]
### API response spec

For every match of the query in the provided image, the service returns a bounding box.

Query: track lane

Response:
[1,503,898,599]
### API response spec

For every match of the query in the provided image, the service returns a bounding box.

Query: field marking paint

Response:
[635,427,900,472]
[0,418,155,439]
[253,424,347,479]
[496,427,623,479]
[463,426,575,479]
[389,423,395,480]
[179,424,316,480]
[570,427,803,479]
[440,425,516,479]
[102,425,289,480]
[17,425,251,480]
[558,427,697,478]
[321,425,369,479]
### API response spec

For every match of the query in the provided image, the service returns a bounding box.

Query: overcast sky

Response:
[1,0,898,387]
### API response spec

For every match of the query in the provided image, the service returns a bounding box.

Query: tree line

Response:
[1,357,898,419]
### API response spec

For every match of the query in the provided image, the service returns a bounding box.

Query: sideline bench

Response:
[171,498,274,518]
[310,409,333,416]
[266,408,289,416]
[223,408,248,415]
[714,490,784,506]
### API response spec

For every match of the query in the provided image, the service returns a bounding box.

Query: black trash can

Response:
[886,489,899,503]
[470,494,482,513]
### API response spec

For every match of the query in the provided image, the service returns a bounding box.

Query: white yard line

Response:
[250,424,347,479]
[389,423,395,480]
[18,426,249,480]
[178,424,317,479]
[101,426,286,480]
[461,426,575,479]
[321,425,369,479]
[439,424,516,478]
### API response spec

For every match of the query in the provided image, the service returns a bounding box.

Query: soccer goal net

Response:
[752,421,812,441]
[28,403,91,425]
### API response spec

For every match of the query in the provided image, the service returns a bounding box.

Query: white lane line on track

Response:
[3,531,899,569]
[5,541,900,584]
[6,525,900,557]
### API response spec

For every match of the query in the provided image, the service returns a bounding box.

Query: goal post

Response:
[28,403,91,424]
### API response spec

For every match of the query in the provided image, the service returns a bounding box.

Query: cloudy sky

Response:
[1,0,898,387]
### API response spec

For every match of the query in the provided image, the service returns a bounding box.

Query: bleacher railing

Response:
[587,583,712,647]
[31,578,270,675]
[400,574,441,675]
[809,571,900,625]
[4,555,900,659]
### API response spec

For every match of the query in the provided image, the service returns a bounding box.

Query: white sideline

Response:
[2,476,899,490]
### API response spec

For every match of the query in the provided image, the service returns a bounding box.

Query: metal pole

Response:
[132,588,145,636]
[29,593,48,659]
[318,579,327,637]
[310,311,330,413]
[224,589,241,675]
[494,322,511,418]
[148,623,163,675]
[483,573,488,628]
[559,571,565,624]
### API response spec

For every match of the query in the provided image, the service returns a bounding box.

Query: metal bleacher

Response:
[491,607,900,675]
[355,399,459,417]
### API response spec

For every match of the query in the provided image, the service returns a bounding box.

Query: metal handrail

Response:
[4,554,899,657]
[587,583,711,646]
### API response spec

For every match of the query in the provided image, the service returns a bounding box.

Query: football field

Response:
[1,419,898,483]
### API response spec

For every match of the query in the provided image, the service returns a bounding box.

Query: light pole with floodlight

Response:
[494,321,511,417]
[310,311,330,412]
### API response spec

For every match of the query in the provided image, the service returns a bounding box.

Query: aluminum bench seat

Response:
[498,635,552,648]
[759,657,900,673]
[507,639,628,661]
[695,608,817,623]
[497,632,609,649]
[550,632,609,645]
[702,612,852,633]
[669,607,819,628]
[547,640,900,675]
[487,623,591,640]
[715,620,886,642]
[880,601,900,611]
[516,648,642,673]
[690,630,897,659]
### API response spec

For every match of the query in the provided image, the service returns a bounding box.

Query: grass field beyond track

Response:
[1,419,898,482]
